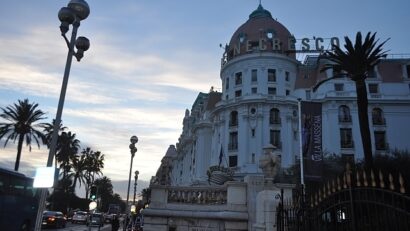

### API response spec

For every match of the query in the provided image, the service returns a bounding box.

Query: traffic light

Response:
[90,185,97,200]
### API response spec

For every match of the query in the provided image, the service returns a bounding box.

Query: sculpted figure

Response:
[259,145,281,178]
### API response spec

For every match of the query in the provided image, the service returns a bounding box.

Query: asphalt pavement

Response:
[41,222,113,231]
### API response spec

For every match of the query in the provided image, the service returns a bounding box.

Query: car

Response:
[41,211,67,228]
[87,213,104,227]
[72,211,89,224]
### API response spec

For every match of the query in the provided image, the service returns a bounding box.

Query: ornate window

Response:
[374,131,387,150]
[251,69,258,82]
[235,90,242,97]
[229,155,238,167]
[372,108,385,125]
[269,108,281,124]
[225,77,229,89]
[340,128,354,148]
[228,132,238,151]
[229,111,238,127]
[368,83,379,94]
[268,87,276,95]
[338,105,351,122]
[334,83,344,91]
[268,69,276,82]
[270,130,281,148]
[235,72,242,85]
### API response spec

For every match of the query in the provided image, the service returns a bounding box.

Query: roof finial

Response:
[259,0,262,6]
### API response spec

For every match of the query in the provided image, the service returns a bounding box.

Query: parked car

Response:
[87,213,104,227]
[41,211,67,228]
[72,211,89,224]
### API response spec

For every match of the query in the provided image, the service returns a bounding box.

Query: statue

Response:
[259,144,281,178]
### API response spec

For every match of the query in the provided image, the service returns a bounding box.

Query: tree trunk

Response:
[355,79,373,168]
[14,134,24,171]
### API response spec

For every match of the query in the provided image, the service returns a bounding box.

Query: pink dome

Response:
[226,5,295,61]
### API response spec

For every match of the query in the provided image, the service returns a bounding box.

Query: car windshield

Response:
[76,212,87,215]
[43,211,58,216]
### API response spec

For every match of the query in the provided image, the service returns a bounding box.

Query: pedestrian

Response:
[111,215,120,231]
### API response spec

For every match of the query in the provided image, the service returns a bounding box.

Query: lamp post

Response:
[125,135,138,231]
[133,170,139,204]
[34,1,90,230]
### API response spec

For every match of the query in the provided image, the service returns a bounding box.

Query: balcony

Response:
[339,115,352,123]
[228,143,238,151]
[341,140,354,149]
[372,117,386,125]
[376,142,389,151]
[269,117,281,125]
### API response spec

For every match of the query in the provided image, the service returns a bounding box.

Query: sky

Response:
[0,0,409,200]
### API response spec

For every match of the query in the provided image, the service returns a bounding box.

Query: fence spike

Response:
[315,193,318,206]
[346,171,351,187]
[310,196,314,207]
[343,175,347,189]
[327,182,331,196]
[371,170,376,187]
[389,173,395,191]
[363,170,368,187]
[379,170,385,188]
[318,189,322,202]
[399,173,405,194]
[332,179,336,193]
[356,171,361,187]
[337,177,341,191]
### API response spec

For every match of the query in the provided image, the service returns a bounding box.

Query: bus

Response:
[0,167,40,231]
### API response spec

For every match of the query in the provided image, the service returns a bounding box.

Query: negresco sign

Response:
[229,36,340,54]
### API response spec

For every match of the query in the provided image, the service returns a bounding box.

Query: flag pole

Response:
[298,98,305,186]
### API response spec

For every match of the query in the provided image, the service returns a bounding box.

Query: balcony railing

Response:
[372,117,386,125]
[376,142,389,150]
[167,187,227,205]
[270,141,282,149]
[228,143,238,151]
[229,121,238,127]
[269,117,281,125]
[341,140,354,149]
[339,115,352,123]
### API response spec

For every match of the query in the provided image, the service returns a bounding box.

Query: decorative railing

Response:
[167,187,227,205]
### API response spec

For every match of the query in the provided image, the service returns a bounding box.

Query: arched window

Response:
[372,108,385,125]
[229,111,238,127]
[338,105,351,122]
[270,108,280,124]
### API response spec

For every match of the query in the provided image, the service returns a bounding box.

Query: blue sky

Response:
[0,0,409,199]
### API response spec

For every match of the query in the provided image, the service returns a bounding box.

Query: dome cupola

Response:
[225,4,295,62]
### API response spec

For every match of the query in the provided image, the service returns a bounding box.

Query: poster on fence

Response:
[301,101,323,180]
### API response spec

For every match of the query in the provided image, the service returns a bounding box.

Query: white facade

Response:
[145,4,410,231]
[161,7,410,186]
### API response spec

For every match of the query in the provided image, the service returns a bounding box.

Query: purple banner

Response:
[301,101,323,180]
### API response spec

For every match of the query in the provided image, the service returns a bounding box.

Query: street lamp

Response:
[133,170,139,205]
[34,1,90,230]
[125,135,138,230]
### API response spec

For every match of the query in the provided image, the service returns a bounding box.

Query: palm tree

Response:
[0,99,47,171]
[43,119,67,148]
[56,131,80,180]
[81,147,105,198]
[314,32,388,168]
[71,154,88,193]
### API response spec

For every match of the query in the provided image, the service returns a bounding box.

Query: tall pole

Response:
[126,153,134,208]
[133,170,139,204]
[34,22,79,231]
[298,98,305,186]
[125,136,138,231]
[34,2,90,230]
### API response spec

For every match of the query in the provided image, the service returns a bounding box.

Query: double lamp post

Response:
[34,0,90,230]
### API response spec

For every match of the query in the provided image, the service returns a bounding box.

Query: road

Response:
[42,222,116,231]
